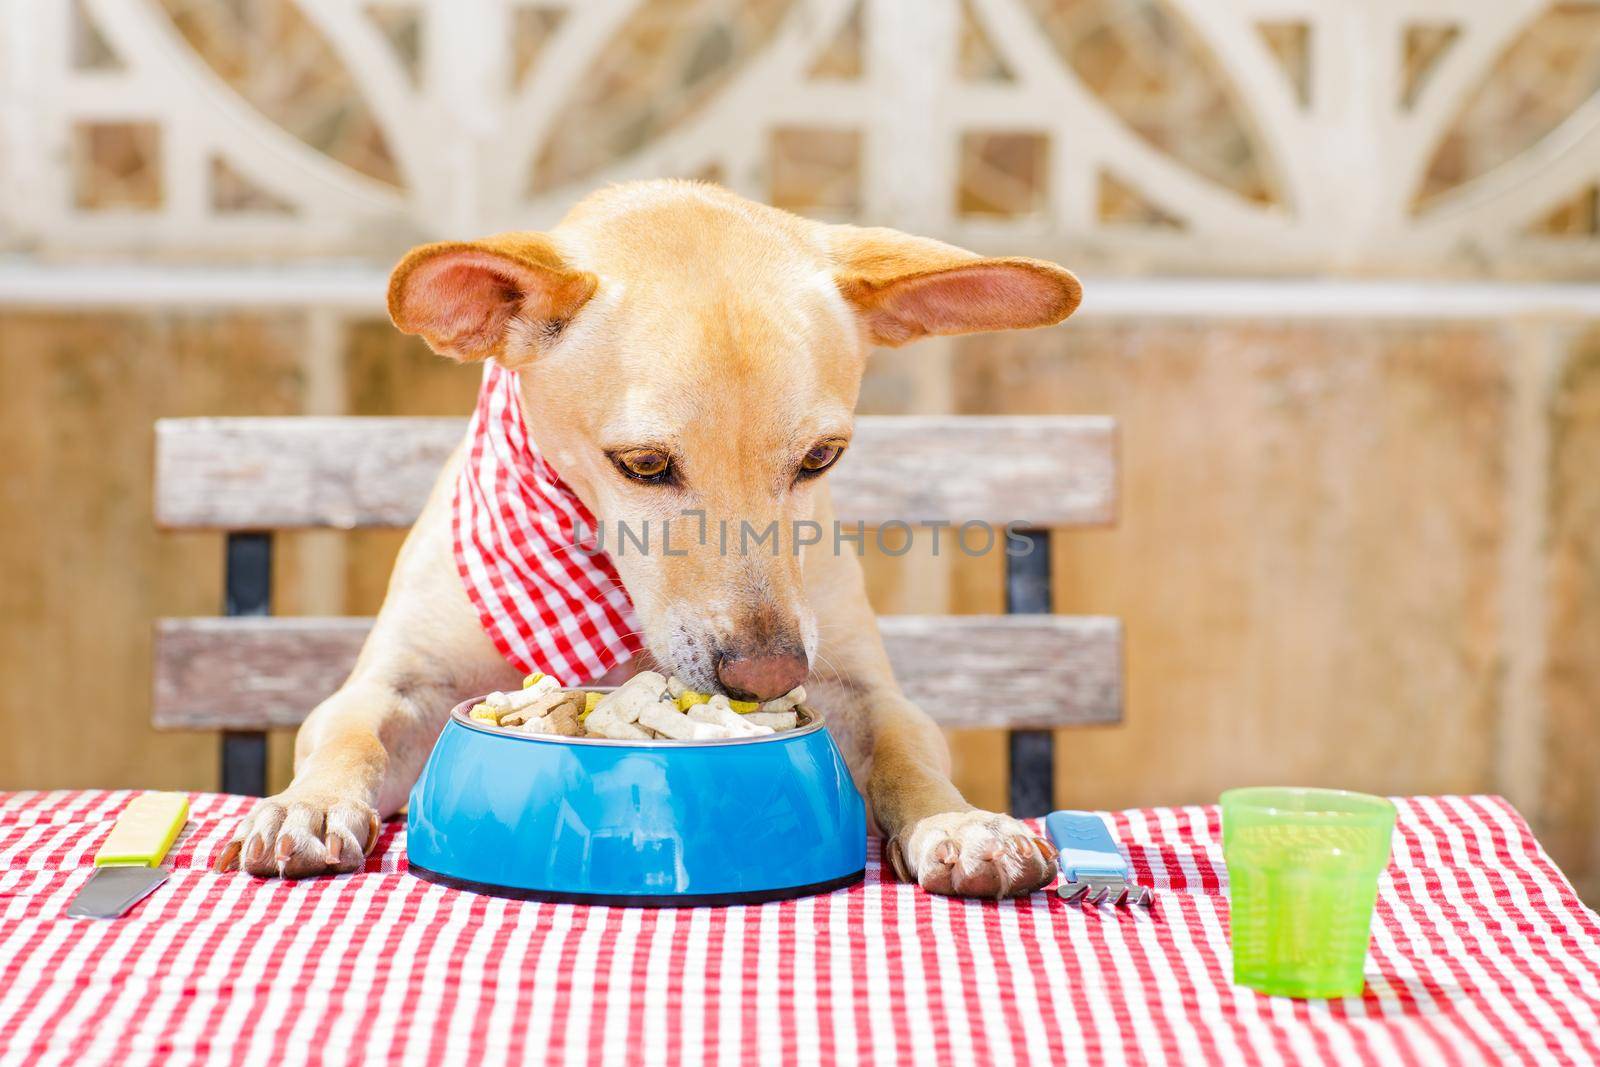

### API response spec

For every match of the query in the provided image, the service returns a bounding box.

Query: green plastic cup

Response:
[1221,787,1397,998]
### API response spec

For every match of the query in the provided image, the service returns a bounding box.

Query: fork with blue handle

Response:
[1045,810,1155,907]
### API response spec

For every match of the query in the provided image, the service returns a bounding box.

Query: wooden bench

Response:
[152,415,1122,816]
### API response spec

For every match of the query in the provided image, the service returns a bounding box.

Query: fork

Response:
[1045,810,1155,908]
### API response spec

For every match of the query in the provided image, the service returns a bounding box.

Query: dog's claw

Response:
[885,838,912,882]
[244,834,267,868]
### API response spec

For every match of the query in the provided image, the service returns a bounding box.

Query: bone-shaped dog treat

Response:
[639,700,702,741]
[585,717,652,741]
[758,686,806,713]
[743,710,799,731]
[582,704,630,737]
[484,674,561,713]
[720,697,780,729]
[498,689,574,727]
[640,701,750,740]
[589,672,666,720]
[543,701,584,736]
[584,673,667,738]
[679,713,747,740]
[511,695,584,735]
[688,698,774,736]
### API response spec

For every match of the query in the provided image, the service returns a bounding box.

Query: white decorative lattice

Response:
[1,0,1597,275]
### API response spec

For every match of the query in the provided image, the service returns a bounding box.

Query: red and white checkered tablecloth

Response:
[1,791,1597,1066]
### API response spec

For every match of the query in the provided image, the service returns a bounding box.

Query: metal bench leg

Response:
[222,532,271,796]
[221,733,268,798]
[1006,529,1054,818]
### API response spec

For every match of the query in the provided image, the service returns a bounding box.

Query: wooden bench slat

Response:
[154,415,1116,529]
[153,615,1123,731]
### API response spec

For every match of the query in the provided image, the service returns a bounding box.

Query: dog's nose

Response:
[715,651,809,703]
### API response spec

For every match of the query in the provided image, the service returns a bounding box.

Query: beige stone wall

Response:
[1544,331,1600,900]
[0,312,306,791]
[2,306,1594,902]
[967,323,1510,776]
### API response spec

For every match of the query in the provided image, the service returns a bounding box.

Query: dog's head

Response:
[388,181,1079,700]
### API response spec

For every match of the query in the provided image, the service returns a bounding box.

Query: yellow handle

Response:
[94,792,189,868]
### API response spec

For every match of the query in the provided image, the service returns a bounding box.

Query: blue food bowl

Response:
[407,694,867,906]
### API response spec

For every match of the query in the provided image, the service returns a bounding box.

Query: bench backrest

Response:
[152,415,1122,814]
[154,416,1116,528]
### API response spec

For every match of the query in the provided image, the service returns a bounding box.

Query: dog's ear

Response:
[387,235,598,366]
[827,226,1081,348]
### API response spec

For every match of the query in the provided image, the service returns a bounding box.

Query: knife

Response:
[66,792,189,919]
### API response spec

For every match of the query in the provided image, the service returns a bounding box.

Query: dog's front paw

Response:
[889,810,1058,899]
[215,791,380,879]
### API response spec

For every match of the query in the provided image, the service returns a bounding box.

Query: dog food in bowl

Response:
[465,670,807,741]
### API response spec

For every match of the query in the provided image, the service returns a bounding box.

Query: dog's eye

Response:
[613,449,673,483]
[798,441,845,477]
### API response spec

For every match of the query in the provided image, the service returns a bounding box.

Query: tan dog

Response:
[217,180,1081,898]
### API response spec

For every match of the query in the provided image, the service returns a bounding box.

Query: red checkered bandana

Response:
[452,362,642,682]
